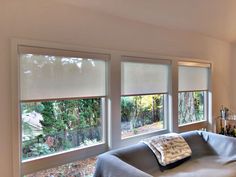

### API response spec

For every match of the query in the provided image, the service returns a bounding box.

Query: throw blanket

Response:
[142,133,192,166]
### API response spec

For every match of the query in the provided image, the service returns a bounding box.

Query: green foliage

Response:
[31,143,52,156]
[39,99,101,134]
[121,97,134,122]
[133,128,138,135]
[22,122,32,135]
[22,98,102,159]
[40,102,57,134]
[78,99,101,128]
[193,92,204,120]
[22,142,52,159]
[152,95,164,122]
[21,102,45,114]
[62,139,73,150]
[121,94,164,129]
[36,103,45,113]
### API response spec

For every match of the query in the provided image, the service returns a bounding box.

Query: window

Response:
[178,63,210,126]
[18,46,108,175]
[121,59,169,139]
[12,40,212,177]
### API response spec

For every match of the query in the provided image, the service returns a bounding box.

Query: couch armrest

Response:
[94,154,152,177]
[200,131,236,157]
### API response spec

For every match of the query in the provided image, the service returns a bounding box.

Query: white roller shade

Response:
[20,54,107,101]
[121,62,169,95]
[178,65,209,92]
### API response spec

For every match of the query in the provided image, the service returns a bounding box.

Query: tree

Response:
[121,97,134,122]
[78,98,101,128]
[178,91,205,124]
[152,95,163,122]
[40,101,57,134]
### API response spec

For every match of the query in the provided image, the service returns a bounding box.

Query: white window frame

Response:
[11,39,213,177]
[11,39,110,176]
[177,61,212,132]
[119,57,171,146]
[107,55,174,149]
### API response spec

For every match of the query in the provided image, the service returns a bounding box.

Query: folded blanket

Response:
[142,133,192,166]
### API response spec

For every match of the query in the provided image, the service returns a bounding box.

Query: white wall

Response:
[0,0,233,176]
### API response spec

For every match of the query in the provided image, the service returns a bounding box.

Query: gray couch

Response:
[94,131,236,177]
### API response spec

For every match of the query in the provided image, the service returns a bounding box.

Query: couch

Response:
[94,131,236,177]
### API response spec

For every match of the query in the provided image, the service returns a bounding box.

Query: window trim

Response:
[11,39,213,177]
[119,57,171,144]
[18,45,110,61]
[177,61,212,132]
[11,39,110,176]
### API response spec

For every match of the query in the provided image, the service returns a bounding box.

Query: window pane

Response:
[121,94,165,139]
[178,91,205,125]
[21,98,103,160]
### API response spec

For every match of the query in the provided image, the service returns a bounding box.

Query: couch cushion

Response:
[110,143,160,174]
[152,155,236,177]
[181,131,216,159]
[200,131,236,157]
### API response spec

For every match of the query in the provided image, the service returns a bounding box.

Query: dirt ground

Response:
[25,157,97,177]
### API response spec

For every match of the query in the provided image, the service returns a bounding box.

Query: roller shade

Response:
[178,65,209,92]
[20,53,107,101]
[121,61,169,95]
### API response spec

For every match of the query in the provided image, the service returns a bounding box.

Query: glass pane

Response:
[121,94,165,139]
[178,91,205,125]
[21,98,103,161]
[25,156,97,177]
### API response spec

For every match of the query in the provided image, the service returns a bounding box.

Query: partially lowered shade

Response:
[121,61,169,95]
[20,54,106,101]
[178,65,209,92]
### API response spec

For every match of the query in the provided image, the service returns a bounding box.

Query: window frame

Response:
[11,39,213,177]
[11,40,110,176]
[177,61,212,132]
[120,57,171,141]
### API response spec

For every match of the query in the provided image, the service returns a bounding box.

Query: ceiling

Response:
[57,0,236,42]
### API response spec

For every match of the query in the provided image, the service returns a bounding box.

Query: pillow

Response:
[142,133,192,166]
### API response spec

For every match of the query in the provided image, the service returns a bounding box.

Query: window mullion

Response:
[171,60,179,132]
[108,53,122,149]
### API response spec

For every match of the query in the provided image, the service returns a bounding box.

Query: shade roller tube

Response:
[121,61,169,95]
[18,45,110,61]
[20,52,107,101]
[178,65,209,92]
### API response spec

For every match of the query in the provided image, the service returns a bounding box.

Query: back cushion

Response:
[112,143,159,174]
[181,131,216,159]
[200,131,236,157]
